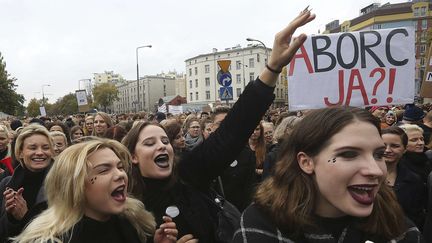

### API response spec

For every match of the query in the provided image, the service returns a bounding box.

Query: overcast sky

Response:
[1,0,408,105]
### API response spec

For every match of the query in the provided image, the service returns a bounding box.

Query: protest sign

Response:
[420,44,432,98]
[168,105,183,115]
[75,90,89,113]
[288,28,415,110]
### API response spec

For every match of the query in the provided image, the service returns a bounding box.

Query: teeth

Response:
[351,186,373,191]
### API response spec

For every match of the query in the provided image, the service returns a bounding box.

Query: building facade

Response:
[112,73,180,114]
[323,1,432,97]
[184,45,287,107]
[93,71,126,85]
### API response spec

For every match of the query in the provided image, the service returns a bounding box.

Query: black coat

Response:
[142,79,275,243]
[262,143,280,180]
[393,162,427,230]
[400,152,432,184]
[0,165,49,242]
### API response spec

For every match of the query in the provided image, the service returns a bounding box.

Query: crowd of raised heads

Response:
[0,10,431,243]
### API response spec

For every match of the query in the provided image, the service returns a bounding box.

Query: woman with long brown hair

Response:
[233,107,422,242]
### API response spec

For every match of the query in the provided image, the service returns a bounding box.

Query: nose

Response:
[114,167,127,180]
[362,155,385,178]
[384,144,392,153]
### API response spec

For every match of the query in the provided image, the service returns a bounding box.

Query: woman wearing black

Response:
[0,124,54,242]
[121,9,314,242]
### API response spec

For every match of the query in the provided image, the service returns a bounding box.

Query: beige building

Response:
[93,71,126,85]
[113,73,181,113]
[185,45,287,107]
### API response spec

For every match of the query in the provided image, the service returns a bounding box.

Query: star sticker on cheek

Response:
[90,177,97,184]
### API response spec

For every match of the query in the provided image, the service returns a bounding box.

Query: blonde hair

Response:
[49,131,67,144]
[14,124,54,166]
[0,124,10,135]
[399,124,424,134]
[12,139,155,243]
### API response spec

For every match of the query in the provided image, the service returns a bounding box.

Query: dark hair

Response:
[211,106,230,120]
[255,107,405,240]
[104,125,127,142]
[161,119,182,144]
[46,121,72,145]
[69,125,84,142]
[381,127,408,148]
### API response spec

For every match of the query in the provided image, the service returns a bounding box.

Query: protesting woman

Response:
[0,124,54,242]
[121,9,315,242]
[233,107,422,242]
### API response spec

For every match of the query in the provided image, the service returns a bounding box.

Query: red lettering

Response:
[345,69,369,106]
[324,70,345,106]
[288,45,314,76]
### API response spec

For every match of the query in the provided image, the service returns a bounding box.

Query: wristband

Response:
[265,64,282,74]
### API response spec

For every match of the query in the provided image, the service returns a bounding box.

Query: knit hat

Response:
[403,105,425,121]
[10,119,23,131]
[370,106,389,113]
[155,112,166,123]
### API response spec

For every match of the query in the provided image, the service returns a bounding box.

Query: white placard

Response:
[426,72,432,82]
[75,90,88,106]
[288,28,415,111]
[168,105,183,115]
[39,106,46,117]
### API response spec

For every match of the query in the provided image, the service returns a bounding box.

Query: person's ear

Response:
[131,154,139,165]
[297,152,314,174]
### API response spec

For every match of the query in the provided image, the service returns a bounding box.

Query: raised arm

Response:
[178,9,316,188]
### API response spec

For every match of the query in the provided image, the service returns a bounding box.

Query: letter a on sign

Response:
[218,60,231,73]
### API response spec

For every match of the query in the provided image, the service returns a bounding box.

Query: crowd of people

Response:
[0,9,431,243]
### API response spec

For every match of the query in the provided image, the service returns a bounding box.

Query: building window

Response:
[414,7,419,17]
[206,91,210,100]
[236,61,241,70]
[189,68,192,76]
[205,65,210,73]
[195,79,198,88]
[276,88,279,98]
[422,19,427,30]
[249,58,255,68]
[190,92,193,101]
[420,45,426,54]
[236,88,241,97]
[249,72,255,82]
[257,54,260,62]
[236,74,241,84]
[195,92,199,100]
[189,80,192,89]
[205,77,210,87]
[420,58,425,66]
[414,21,418,30]
[421,6,427,16]
[195,67,198,75]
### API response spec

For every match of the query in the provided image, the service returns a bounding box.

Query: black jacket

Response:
[400,152,432,184]
[393,162,427,230]
[142,79,275,243]
[0,165,49,242]
[262,143,280,180]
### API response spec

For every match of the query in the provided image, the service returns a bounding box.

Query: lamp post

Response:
[246,37,269,64]
[136,45,152,112]
[238,62,248,91]
[41,84,51,106]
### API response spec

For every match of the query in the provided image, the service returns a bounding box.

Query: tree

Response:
[49,93,78,115]
[0,52,25,116]
[92,82,119,112]
[27,98,42,117]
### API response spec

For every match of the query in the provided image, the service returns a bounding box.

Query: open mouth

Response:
[154,154,170,168]
[347,184,377,205]
[31,157,48,163]
[111,185,126,202]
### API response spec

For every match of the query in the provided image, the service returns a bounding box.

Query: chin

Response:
[345,204,374,218]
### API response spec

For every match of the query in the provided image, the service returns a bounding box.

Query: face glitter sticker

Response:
[90,177,97,184]
[327,158,336,163]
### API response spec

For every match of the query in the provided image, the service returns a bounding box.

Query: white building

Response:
[113,73,181,113]
[185,45,287,107]
[93,71,126,85]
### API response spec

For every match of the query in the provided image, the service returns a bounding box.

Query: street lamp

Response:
[246,37,269,64]
[41,84,51,106]
[238,62,248,90]
[136,45,152,112]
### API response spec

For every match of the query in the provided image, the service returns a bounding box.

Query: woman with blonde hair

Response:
[0,124,54,242]
[49,131,68,158]
[233,107,422,242]
[0,125,14,177]
[12,138,178,243]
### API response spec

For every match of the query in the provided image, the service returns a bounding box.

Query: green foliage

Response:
[92,82,119,112]
[0,52,25,116]
[49,93,78,115]
[27,98,42,117]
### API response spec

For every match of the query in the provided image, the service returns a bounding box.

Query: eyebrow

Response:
[333,145,385,152]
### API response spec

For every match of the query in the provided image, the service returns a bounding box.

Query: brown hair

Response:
[255,121,266,169]
[255,107,405,240]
